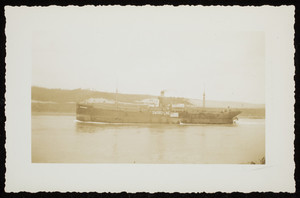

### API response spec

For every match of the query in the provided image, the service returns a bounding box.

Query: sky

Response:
[32,6,265,104]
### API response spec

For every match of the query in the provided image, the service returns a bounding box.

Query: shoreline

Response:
[31,111,75,116]
[31,111,265,119]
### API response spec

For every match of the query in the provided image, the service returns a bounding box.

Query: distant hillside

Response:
[31,86,265,118]
[32,86,151,103]
[188,99,265,109]
[31,86,190,105]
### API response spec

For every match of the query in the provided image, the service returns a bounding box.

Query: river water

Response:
[32,114,265,164]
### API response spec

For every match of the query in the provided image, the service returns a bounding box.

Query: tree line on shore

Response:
[31,86,265,118]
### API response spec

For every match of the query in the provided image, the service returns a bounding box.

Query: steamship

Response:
[76,91,241,124]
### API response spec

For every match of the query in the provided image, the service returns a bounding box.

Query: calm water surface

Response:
[32,114,265,164]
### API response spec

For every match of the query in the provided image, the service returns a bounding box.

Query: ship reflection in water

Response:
[32,114,265,164]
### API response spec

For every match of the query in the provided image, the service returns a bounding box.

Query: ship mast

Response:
[203,86,205,109]
[115,88,118,111]
[115,77,119,112]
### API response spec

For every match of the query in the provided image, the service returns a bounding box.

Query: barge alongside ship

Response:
[76,91,241,124]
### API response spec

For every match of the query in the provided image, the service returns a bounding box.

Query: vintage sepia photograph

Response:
[30,6,265,164]
[5,5,295,193]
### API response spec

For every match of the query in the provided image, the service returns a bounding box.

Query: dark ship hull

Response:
[76,103,241,124]
[76,103,181,124]
[178,111,241,124]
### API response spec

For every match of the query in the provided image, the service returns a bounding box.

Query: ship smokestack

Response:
[159,90,165,108]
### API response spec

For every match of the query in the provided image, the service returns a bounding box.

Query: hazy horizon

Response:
[32,6,265,104]
[31,85,265,105]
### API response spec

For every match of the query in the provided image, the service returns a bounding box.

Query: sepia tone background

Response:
[5,6,295,192]
[30,6,265,164]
